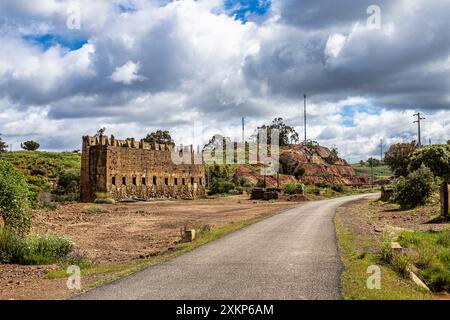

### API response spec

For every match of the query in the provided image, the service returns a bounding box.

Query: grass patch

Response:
[335,211,431,300]
[82,206,109,214]
[305,185,379,199]
[0,227,74,265]
[94,198,116,204]
[351,164,393,178]
[398,230,450,292]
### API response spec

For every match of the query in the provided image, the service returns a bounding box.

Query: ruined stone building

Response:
[80,135,206,202]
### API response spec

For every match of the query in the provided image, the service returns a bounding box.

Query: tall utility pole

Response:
[380,139,383,162]
[242,117,245,143]
[303,94,307,144]
[413,113,425,147]
[370,160,374,189]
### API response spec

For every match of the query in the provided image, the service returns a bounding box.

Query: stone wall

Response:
[80,135,205,202]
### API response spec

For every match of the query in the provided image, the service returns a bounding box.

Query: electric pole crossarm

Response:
[413,113,425,147]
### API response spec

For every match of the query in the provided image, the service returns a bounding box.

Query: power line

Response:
[413,112,425,147]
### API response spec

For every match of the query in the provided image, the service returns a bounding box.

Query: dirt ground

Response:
[339,195,448,250]
[0,195,295,300]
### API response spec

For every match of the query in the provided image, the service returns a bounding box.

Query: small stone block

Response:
[184,229,196,242]
[391,242,403,254]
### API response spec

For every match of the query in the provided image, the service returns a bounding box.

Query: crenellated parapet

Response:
[82,135,204,156]
[82,135,175,151]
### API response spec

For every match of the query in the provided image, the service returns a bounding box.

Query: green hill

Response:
[0,151,81,206]
[351,163,393,178]
[0,151,81,178]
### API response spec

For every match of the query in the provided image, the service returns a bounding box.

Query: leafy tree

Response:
[305,140,320,153]
[0,161,32,235]
[143,130,175,146]
[207,164,232,181]
[203,135,231,163]
[367,157,381,167]
[331,147,339,157]
[255,118,299,147]
[96,127,106,136]
[207,179,235,195]
[384,141,417,177]
[0,134,8,152]
[57,170,81,194]
[283,182,305,195]
[324,147,339,165]
[409,145,450,182]
[359,160,366,166]
[393,165,435,210]
[21,140,40,151]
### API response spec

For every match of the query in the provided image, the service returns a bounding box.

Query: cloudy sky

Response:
[0,0,449,162]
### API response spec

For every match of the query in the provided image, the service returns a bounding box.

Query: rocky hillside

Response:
[280,144,369,186]
[234,144,369,188]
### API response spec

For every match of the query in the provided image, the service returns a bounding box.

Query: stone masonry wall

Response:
[80,135,206,202]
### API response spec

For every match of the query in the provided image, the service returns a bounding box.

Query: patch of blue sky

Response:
[117,2,138,13]
[224,0,271,23]
[340,104,380,127]
[22,34,88,51]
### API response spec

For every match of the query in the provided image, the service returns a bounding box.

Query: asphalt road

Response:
[75,194,375,300]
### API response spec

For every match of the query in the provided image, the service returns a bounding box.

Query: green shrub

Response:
[234,176,252,188]
[207,179,235,195]
[20,233,73,265]
[392,165,435,209]
[57,170,80,194]
[0,227,73,265]
[379,232,393,263]
[60,250,91,269]
[331,184,344,193]
[228,187,244,195]
[82,206,109,214]
[0,161,32,235]
[93,198,116,204]
[41,200,58,211]
[315,181,330,189]
[398,230,450,292]
[0,227,23,263]
[391,253,410,278]
[27,184,42,209]
[283,182,305,195]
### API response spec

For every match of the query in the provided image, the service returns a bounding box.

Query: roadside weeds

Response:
[335,205,432,300]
